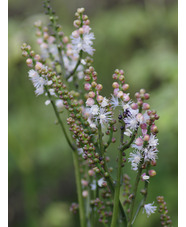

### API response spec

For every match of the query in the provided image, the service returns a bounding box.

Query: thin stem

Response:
[73,150,87,227]
[110,149,123,227]
[111,121,126,227]
[127,164,143,227]
[98,121,104,157]
[131,167,149,225]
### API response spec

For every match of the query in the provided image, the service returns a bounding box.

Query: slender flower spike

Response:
[143,202,157,217]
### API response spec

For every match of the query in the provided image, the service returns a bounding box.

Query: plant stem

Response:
[131,167,149,225]
[73,150,87,227]
[127,164,143,227]
[47,90,86,226]
[110,149,123,227]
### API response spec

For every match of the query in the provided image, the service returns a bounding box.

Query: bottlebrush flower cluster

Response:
[21,1,172,226]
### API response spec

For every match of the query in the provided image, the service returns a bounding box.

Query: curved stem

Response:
[73,150,87,227]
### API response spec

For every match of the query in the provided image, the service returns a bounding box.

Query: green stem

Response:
[110,149,123,227]
[131,167,149,225]
[73,150,87,227]
[127,164,143,227]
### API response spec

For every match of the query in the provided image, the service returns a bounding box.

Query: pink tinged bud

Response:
[148,169,156,177]
[123,93,130,102]
[88,169,95,176]
[151,160,157,166]
[35,62,43,70]
[84,75,91,81]
[122,84,129,91]
[117,91,124,98]
[43,32,49,40]
[82,190,88,197]
[73,19,81,27]
[135,137,144,146]
[119,69,124,75]
[81,179,89,187]
[96,84,103,91]
[154,114,160,120]
[72,30,79,38]
[143,103,150,110]
[151,124,158,133]
[144,93,150,100]
[88,91,95,98]
[26,58,33,67]
[140,123,147,129]
[114,88,119,96]
[79,27,84,34]
[119,75,125,81]
[102,182,107,187]
[112,82,119,89]
[37,38,43,44]
[97,95,103,102]
[140,88,146,94]
[135,92,140,99]
[142,129,147,136]
[84,83,91,91]
[34,54,41,61]
[63,36,69,43]
[137,99,143,106]
[86,98,94,106]
[136,113,144,123]
[112,73,117,80]
[84,20,90,25]
[131,103,138,110]
[77,7,85,14]
[143,134,150,141]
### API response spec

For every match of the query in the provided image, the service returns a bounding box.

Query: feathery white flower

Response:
[128,151,142,171]
[110,95,120,109]
[71,32,95,55]
[89,105,99,115]
[124,115,138,130]
[97,108,112,126]
[55,99,64,112]
[144,147,158,162]
[148,134,159,147]
[143,202,157,217]
[98,178,106,187]
[45,100,51,105]
[101,97,109,108]
[35,86,44,96]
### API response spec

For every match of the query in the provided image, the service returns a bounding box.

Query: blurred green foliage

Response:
[9,0,177,226]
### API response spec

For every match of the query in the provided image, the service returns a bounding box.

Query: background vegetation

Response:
[9,0,177,226]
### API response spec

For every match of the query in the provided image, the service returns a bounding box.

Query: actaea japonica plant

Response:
[21,1,173,226]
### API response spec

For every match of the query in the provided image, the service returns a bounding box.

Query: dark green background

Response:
[9,0,177,226]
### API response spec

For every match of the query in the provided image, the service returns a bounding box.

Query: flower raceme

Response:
[21,3,172,227]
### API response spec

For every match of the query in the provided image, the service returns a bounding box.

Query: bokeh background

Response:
[8,0,178,226]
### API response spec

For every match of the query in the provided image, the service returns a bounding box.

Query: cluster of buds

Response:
[122,174,132,214]
[70,202,79,214]
[90,197,112,224]
[112,69,130,102]
[156,196,173,226]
